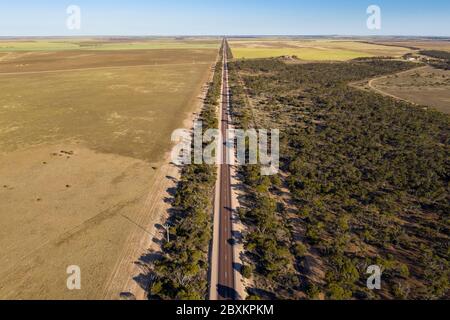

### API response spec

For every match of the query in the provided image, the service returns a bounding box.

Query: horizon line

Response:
[1,34,449,39]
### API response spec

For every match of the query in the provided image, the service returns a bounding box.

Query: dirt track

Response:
[366,66,428,104]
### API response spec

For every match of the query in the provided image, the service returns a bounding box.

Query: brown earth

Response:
[0,47,218,299]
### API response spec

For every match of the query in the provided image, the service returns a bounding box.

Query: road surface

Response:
[216,41,236,300]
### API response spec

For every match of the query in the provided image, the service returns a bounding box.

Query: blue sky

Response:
[0,0,449,36]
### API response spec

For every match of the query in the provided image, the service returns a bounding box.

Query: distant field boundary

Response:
[0,40,221,52]
[359,40,420,51]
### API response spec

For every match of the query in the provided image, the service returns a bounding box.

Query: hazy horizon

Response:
[0,35,449,38]
[1,0,449,37]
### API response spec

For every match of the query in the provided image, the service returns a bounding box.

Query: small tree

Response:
[294,242,308,258]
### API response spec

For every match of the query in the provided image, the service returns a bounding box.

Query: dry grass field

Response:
[368,66,450,114]
[0,49,215,74]
[229,39,412,60]
[0,40,218,299]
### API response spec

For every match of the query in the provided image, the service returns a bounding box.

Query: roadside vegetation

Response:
[228,58,300,300]
[150,44,224,300]
[226,40,234,59]
[229,57,449,300]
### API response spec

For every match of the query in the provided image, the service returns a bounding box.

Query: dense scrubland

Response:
[419,50,450,70]
[229,57,449,300]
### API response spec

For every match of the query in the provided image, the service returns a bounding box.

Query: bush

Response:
[293,242,308,258]
[241,265,253,279]
[246,294,261,300]
[327,283,353,300]
[306,283,321,300]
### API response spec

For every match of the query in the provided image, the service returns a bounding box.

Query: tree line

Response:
[149,43,225,300]
[420,50,450,70]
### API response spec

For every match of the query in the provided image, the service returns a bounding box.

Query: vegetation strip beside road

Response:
[150,44,224,300]
[228,61,300,300]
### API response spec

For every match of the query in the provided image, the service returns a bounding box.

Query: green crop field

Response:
[229,39,412,61]
[0,38,220,52]
[232,47,374,61]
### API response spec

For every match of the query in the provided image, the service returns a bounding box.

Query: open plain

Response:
[0,39,219,299]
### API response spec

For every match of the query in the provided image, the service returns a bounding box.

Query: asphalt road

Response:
[217,42,236,300]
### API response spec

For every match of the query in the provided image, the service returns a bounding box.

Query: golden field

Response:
[0,39,219,299]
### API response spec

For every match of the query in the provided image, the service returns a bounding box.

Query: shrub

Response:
[241,265,253,279]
